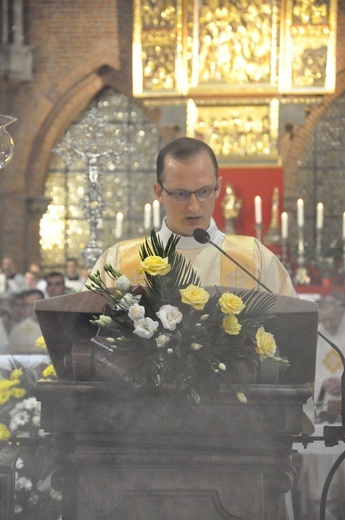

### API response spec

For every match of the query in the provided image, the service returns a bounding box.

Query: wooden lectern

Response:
[33,291,319,520]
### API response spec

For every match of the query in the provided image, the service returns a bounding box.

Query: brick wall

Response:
[0,0,344,271]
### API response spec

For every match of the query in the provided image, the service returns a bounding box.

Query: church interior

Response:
[1,1,345,519]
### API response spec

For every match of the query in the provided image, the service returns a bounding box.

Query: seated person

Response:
[9,289,45,355]
[64,257,86,293]
[45,271,70,298]
[314,294,345,423]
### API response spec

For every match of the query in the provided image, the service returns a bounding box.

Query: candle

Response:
[144,203,151,231]
[254,196,262,225]
[297,198,304,227]
[153,199,160,229]
[316,202,324,230]
[115,212,123,239]
[281,212,288,239]
[343,211,345,240]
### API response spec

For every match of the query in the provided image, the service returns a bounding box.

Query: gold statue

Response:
[221,183,242,234]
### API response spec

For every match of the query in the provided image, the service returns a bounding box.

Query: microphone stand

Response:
[193,228,345,518]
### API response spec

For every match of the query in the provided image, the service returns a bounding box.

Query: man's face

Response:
[2,258,15,276]
[23,293,42,320]
[65,261,79,278]
[319,305,344,336]
[46,276,66,297]
[153,150,222,237]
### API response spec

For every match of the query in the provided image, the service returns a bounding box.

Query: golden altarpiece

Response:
[133,0,337,165]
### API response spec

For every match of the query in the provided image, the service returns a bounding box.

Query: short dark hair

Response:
[46,271,65,282]
[21,288,45,300]
[156,137,218,185]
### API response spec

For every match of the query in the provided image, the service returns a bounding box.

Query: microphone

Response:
[193,228,345,430]
[192,228,272,293]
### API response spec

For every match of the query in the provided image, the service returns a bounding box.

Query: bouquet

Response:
[86,231,288,403]
[0,357,62,520]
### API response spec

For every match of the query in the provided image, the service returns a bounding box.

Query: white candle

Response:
[144,203,152,231]
[316,202,324,230]
[297,198,304,227]
[343,211,345,240]
[281,212,288,239]
[115,212,123,239]
[153,199,160,229]
[254,196,262,225]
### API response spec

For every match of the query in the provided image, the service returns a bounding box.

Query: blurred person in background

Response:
[1,256,26,294]
[64,257,86,293]
[8,293,25,326]
[45,271,69,298]
[9,289,45,355]
[28,263,47,293]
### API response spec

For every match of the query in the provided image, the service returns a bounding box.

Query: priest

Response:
[89,137,296,298]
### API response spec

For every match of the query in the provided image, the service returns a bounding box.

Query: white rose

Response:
[156,304,183,331]
[116,275,131,291]
[133,317,159,339]
[155,334,170,348]
[128,303,146,322]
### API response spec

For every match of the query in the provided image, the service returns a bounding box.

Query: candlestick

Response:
[297,198,304,227]
[144,203,152,231]
[153,199,160,229]
[316,202,324,230]
[343,212,345,240]
[281,212,288,239]
[115,212,123,239]
[254,196,262,225]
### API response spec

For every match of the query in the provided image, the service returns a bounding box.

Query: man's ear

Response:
[215,176,223,198]
[153,182,164,204]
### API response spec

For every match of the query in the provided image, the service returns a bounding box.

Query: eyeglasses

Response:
[160,184,218,203]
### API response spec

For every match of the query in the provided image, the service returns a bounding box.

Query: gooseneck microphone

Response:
[193,227,345,429]
[192,228,272,293]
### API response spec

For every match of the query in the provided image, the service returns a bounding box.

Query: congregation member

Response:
[90,137,296,297]
[45,271,70,298]
[8,292,25,326]
[0,256,26,294]
[28,262,48,293]
[64,257,86,293]
[9,288,45,355]
[314,294,345,422]
[24,270,42,290]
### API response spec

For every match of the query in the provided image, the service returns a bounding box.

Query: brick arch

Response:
[26,66,125,194]
[283,69,345,207]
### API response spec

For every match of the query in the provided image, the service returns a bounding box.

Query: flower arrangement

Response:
[0,356,61,520]
[86,231,288,403]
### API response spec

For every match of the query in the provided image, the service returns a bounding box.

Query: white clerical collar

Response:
[157,217,224,250]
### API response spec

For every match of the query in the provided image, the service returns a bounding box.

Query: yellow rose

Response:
[35,336,47,349]
[139,256,171,276]
[180,284,210,311]
[10,388,26,399]
[223,315,242,335]
[0,423,10,441]
[42,364,57,379]
[0,391,10,405]
[218,292,246,315]
[10,368,23,380]
[255,326,277,360]
[0,379,18,390]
